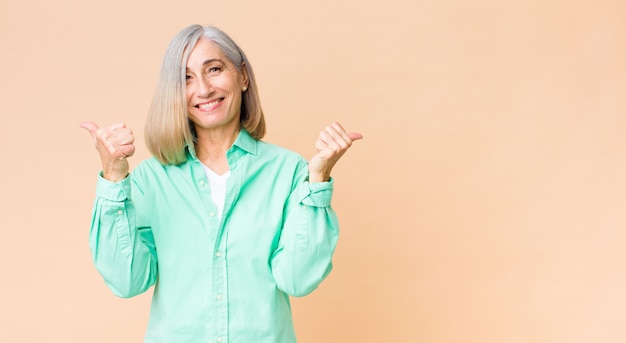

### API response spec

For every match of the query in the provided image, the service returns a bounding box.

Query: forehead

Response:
[186,37,228,69]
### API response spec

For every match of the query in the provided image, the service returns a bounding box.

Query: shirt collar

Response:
[186,128,258,161]
[231,128,258,155]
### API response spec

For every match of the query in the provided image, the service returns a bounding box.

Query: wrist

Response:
[103,168,129,182]
[102,159,129,182]
[308,172,330,183]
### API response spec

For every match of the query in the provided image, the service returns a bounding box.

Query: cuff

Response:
[95,172,131,202]
[295,178,334,207]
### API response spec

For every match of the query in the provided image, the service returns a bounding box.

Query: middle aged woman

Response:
[81,24,362,342]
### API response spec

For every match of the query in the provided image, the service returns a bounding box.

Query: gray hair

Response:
[145,24,265,165]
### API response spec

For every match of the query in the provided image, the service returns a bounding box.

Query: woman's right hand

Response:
[80,121,135,182]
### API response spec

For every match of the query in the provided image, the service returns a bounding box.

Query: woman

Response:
[80,24,361,342]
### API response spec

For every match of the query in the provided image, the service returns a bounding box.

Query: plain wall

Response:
[1,0,625,342]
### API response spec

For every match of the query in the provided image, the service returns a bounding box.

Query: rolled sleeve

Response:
[296,178,334,207]
[95,172,131,202]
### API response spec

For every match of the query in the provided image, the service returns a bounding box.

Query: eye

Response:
[185,75,192,80]
[209,67,222,74]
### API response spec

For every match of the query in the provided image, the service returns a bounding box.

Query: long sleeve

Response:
[89,173,158,298]
[270,171,339,297]
[83,132,344,341]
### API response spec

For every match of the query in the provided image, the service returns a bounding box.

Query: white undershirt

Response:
[201,164,231,220]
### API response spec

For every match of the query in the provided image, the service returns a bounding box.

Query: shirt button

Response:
[117,210,123,215]
[217,338,222,342]
[209,211,216,217]
[216,294,223,300]
[215,252,221,257]
[199,180,206,186]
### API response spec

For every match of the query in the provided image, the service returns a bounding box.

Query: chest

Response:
[139,167,293,267]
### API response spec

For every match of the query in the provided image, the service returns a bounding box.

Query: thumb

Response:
[348,132,363,141]
[79,121,99,137]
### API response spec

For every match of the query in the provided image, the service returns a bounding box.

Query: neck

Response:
[195,125,240,175]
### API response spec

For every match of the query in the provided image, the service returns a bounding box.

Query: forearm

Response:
[89,176,157,298]
[271,180,339,297]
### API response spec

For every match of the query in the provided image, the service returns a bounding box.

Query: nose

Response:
[196,76,214,98]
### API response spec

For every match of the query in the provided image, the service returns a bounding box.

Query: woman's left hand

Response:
[308,122,363,182]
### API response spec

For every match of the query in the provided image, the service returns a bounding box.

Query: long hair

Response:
[145,25,265,165]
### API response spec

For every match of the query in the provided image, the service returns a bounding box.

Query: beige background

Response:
[1,0,625,342]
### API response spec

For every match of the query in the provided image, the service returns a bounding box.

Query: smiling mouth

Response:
[196,99,222,110]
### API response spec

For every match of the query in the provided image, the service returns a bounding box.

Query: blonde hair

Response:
[145,24,266,165]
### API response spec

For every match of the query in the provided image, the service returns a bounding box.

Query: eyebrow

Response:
[186,58,226,73]
[202,58,224,66]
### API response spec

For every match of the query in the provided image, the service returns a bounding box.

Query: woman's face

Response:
[185,37,248,134]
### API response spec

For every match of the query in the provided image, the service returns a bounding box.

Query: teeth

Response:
[198,100,220,109]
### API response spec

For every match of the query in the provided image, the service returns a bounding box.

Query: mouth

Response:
[195,98,223,111]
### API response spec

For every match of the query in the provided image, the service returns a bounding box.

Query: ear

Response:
[240,62,250,89]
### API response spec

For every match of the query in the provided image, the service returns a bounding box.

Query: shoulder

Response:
[256,140,307,165]
[133,156,166,173]
[256,139,303,160]
[131,156,188,180]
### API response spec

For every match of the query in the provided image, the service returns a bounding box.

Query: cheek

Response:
[185,86,193,102]
[187,113,200,125]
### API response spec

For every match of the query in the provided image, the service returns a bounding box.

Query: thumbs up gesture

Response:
[308,122,362,182]
[80,122,135,182]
